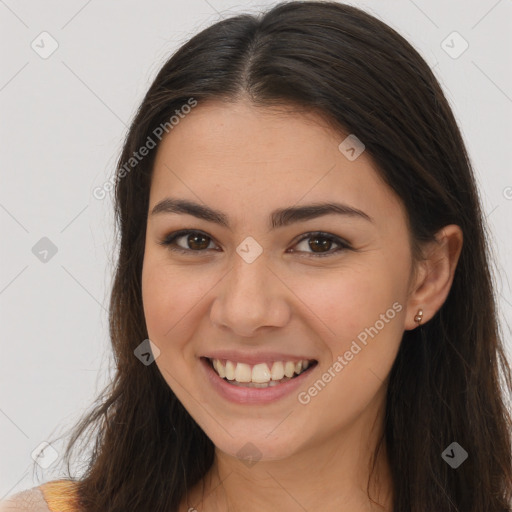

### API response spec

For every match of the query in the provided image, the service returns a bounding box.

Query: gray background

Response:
[1,0,511,498]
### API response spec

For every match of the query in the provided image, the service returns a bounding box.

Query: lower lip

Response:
[200,357,317,404]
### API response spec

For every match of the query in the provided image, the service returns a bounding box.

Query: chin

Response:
[207,425,306,463]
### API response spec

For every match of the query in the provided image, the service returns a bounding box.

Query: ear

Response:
[404,224,463,330]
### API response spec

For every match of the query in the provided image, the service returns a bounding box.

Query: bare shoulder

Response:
[0,487,50,512]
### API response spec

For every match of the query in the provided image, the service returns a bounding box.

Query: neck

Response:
[183,391,393,512]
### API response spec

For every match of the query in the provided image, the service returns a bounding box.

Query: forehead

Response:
[154,99,344,169]
[149,100,404,228]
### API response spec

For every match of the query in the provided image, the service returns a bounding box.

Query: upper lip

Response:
[201,351,318,366]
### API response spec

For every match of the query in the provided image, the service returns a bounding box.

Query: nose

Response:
[209,253,291,338]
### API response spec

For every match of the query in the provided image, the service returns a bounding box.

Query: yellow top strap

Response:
[39,480,80,512]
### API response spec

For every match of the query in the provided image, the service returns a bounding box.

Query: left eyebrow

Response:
[150,197,373,230]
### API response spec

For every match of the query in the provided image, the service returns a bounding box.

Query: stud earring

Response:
[414,309,423,325]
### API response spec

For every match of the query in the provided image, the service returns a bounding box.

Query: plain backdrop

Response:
[1,0,511,498]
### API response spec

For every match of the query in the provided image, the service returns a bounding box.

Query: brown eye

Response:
[307,235,335,253]
[159,230,217,254]
[183,232,211,250]
[291,232,349,257]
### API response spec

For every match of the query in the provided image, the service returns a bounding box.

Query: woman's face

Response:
[142,99,417,461]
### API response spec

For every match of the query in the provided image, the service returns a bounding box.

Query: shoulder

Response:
[0,486,49,511]
[0,480,80,512]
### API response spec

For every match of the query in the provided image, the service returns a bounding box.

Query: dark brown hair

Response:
[40,2,512,510]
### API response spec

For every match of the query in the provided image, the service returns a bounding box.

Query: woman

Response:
[2,1,511,511]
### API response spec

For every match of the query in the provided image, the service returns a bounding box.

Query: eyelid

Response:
[158,229,352,257]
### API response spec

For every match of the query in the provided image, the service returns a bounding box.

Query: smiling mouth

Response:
[203,357,318,388]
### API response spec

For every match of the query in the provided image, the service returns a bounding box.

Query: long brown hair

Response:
[40,2,512,510]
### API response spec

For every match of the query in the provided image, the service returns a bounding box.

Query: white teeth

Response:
[213,359,226,378]
[225,360,236,381]
[270,361,285,380]
[252,363,271,383]
[284,361,295,378]
[234,362,252,382]
[209,358,315,384]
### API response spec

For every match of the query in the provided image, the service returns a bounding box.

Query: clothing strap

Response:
[39,480,80,512]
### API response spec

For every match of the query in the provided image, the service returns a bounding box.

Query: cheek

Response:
[142,256,205,340]
[293,270,405,430]
[141,259,200,391]
[296,263,405,344]
[141,259,192,371]
[142,261,172,339]
[294,261,407,408]
[141,254,226,382]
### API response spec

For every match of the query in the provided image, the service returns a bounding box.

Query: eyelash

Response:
[158,229,352,258]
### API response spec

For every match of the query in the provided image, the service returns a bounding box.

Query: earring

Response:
[414,309,423,325]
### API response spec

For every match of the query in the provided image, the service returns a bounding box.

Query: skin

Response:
[141,98,463,511]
